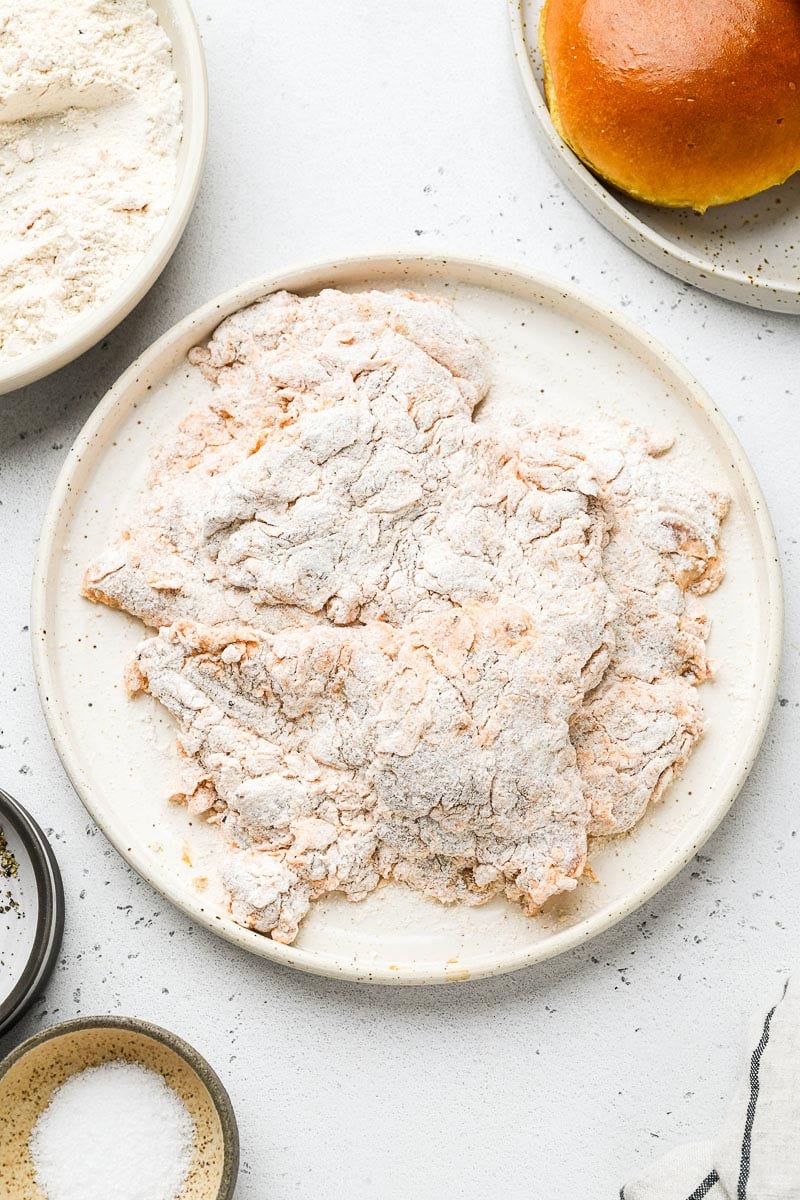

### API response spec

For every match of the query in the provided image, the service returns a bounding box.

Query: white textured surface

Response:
[0,2,795,1197]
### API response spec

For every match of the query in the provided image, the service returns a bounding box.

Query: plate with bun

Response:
[510,0,800,311]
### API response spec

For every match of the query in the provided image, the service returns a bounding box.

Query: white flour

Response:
[0,0,182,362]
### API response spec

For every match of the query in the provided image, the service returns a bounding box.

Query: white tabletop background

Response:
[1,2,798,1196]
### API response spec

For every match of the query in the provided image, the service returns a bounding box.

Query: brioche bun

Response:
[539,0,800,212]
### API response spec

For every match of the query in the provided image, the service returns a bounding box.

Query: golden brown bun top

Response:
[540,0,800,210]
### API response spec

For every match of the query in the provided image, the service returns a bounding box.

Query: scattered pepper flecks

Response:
[0,823,19,880]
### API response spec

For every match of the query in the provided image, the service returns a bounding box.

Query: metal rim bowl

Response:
[0,789,64,1037]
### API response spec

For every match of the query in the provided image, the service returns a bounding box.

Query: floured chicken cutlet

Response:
[573,437,728,837]
[83,289,727,943]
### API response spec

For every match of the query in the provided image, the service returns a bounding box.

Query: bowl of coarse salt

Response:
[0,1015,239,1200]
[0,0,208,397]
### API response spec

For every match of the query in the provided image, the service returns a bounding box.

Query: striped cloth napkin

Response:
[622,978,798,1200]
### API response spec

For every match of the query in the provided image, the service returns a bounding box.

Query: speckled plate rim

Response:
[0,0,209,397]
[508,0,800,312]
[0,1014,240,1200]
[31,252,783,985]
[0,790,64,1037]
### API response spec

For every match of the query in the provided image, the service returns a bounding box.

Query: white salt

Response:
[29,1059,195,1200]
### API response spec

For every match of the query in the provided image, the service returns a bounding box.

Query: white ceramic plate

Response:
[0,0,208,396]
[32,254,782,984]
[510,0,800,313]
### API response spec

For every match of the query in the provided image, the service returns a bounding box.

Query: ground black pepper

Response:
[0,823,21,919]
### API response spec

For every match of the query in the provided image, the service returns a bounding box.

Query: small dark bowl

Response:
[0,1015,239,1198]
[0,789,64,1037]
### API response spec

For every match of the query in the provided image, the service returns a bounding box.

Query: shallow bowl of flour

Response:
[31,253,782,984]
[0,0,208,397]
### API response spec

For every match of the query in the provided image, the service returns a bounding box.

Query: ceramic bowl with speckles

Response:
[0,1016,239,1200]
[510,0,800,313]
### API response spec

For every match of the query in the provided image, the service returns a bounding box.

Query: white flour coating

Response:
[0,0,182,361]
[573,435,728,837]
[83,290,728,943]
